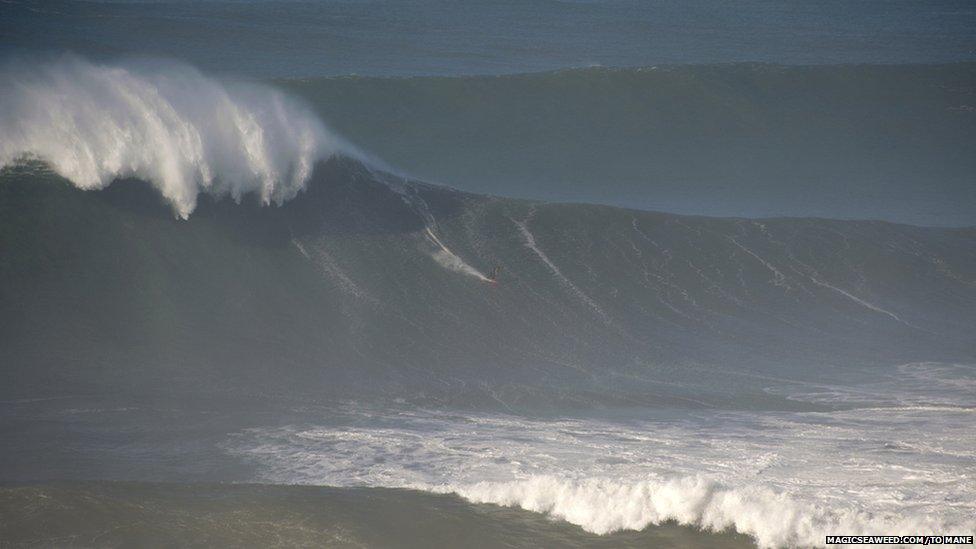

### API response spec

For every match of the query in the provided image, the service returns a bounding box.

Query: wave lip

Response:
[448,475,974,548]
[0,55,355,218]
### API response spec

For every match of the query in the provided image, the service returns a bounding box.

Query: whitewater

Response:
[227,403,974,547]
[2,53,974,548]
[222,362,975,548]
[0,55,356,218]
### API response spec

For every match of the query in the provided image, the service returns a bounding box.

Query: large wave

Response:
[0,55,357,218]
[283,63,976,227]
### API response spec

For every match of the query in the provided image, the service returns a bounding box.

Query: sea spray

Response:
[226,404,976,549]
[447,475,962,548]
[0,55,358,218]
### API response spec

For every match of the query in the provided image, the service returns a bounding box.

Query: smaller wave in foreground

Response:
[226,399,976,548]
[448,474,965,548]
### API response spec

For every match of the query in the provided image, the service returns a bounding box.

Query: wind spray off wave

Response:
[0,55,357,218]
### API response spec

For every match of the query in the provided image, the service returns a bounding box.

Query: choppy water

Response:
[2,3,976,547]
[223,363,976,547]
[1,362,972,547]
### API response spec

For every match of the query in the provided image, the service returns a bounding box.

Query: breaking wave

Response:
[450,475,969,548]
[0,55,356,218]
[227,399,976,549]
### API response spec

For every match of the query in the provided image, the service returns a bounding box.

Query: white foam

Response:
[424,227,491,281]
[0,55,357,218]
[226,393,976,548]
[449,475,962,547]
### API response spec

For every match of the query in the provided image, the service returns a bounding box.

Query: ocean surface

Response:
[1,3,975,547]
[4,0,976,77]
[3,0,976,223]
[283,63,976,225]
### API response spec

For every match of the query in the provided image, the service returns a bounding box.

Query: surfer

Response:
[487,266,501,283]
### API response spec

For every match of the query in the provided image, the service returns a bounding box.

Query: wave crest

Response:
[228,407,976,549]
[450,475,968,548]
[0,55,355,218]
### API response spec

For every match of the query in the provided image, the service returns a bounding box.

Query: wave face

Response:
[2,157,975,405]
[285,63,976,226]
[0,56,354,218]
[2,69,976,547]
[2,58,973,226]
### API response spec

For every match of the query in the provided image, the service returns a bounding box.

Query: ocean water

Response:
[2,3,976,548]
[1,362,973,547]
[4,0,976,77]
[0,482,757,548]
[283,64,976,226]
[224,387,976,547]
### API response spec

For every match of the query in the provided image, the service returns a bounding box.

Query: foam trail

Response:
[807,275,930,333]
[377,175,490,281]
[0,55,357,218]
[513,212,611,324]
[425,227,491,281]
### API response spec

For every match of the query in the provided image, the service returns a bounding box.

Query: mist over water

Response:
[3,149,974,546]
[0,55,355,218]
[2,2,976,547]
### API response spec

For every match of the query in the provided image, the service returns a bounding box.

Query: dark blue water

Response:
[3,0,976,78]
